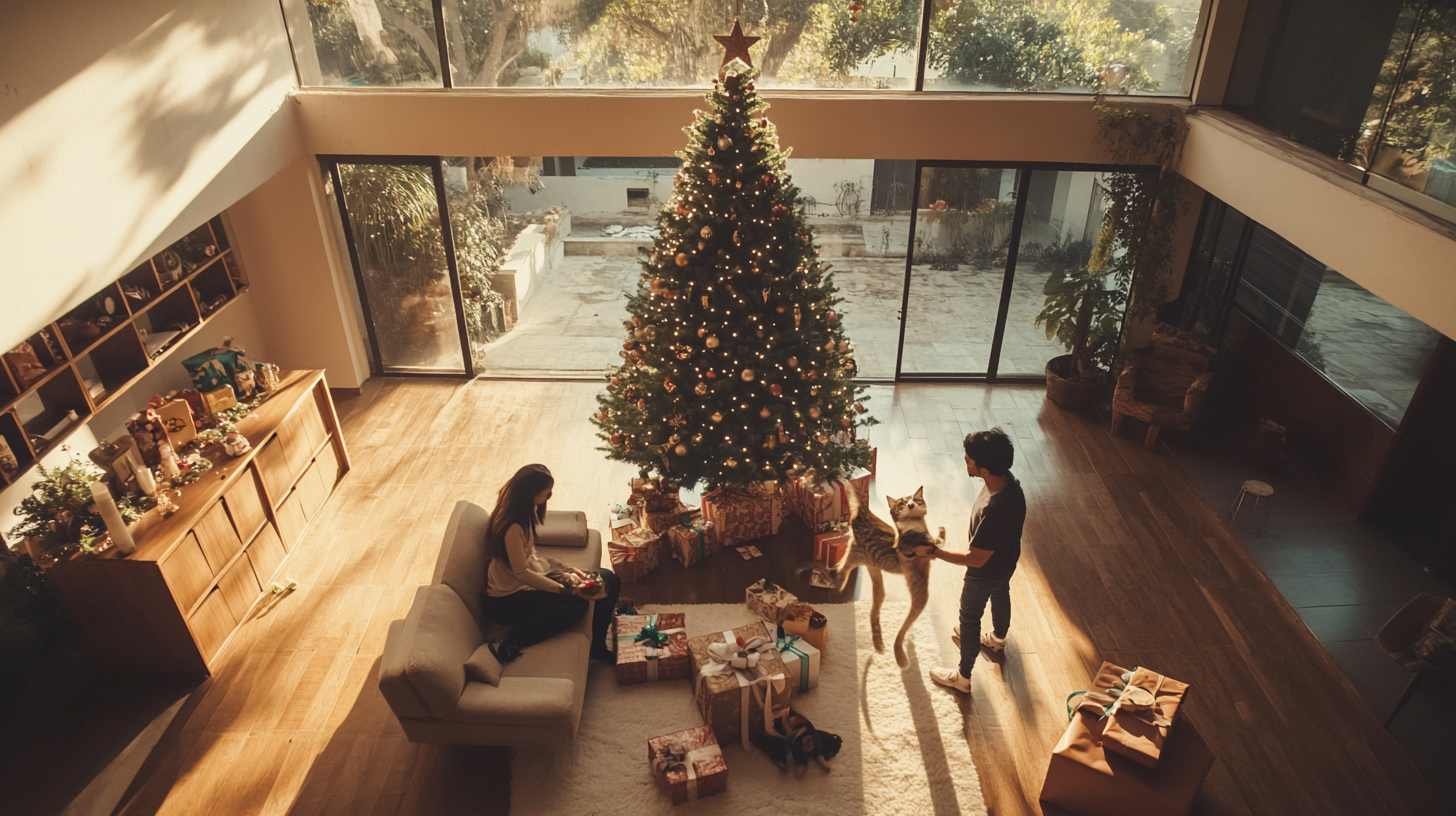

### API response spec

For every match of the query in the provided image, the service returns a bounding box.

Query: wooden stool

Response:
[1229,479,1274,532]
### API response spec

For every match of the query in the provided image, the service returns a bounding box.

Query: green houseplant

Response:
[9,458,146,561]
[1036,221,1127,408]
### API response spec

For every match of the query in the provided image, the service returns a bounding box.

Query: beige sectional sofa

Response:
[378,500,602,746]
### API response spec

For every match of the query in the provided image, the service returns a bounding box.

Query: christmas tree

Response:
[593,23,873,490]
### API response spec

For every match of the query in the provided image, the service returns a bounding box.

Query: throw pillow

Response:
[465,643,504,686]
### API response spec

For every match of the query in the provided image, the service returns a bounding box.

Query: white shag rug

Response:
[511,601,987,816]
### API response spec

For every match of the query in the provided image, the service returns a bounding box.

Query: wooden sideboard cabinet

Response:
[48,370,349,675]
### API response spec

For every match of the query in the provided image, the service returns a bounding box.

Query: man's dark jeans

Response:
[958,570,1011,677]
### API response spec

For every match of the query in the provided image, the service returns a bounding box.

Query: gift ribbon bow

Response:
[696,629,788,749]
[774,629,812,694]
[1065,667,1171,726]
[634,625,669,649]
[678,516,708,561]
[652,741,719,801]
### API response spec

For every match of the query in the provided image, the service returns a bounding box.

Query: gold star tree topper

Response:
[714,20,760,70]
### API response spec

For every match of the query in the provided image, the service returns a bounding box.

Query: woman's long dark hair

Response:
[488,464,554,553]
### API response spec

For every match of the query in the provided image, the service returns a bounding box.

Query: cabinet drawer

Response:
[222,465,268,543]
[190,588,236,662]
[280,411,313,485]
[275,489,306,551]
[256,437,292,504]
[296,460,327,521]
[217,552,261,621]
[247,524,287,584]
[314,442,341,490]
[193,501,242,573]
[300,396,328,452]
[159,532,213,611]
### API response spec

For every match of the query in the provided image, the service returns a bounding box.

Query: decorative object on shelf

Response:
[170,450,213,487]
[157,443,182,483]
[154,397,197,448]
[4,341,48,388]
[88,435,147,496]
[0,436,18,473]
[154,487,179,518]
[90,480,135,556]
[222,432,251,457]
[34,410,80,449]
[8,457,145,560]
[254,362,281,393]
[120,283,152,304]
[126,406,171,467]
[182,337,252,394]
[648,724,728,805]
[233,368,257,399]
[201,385,238,415]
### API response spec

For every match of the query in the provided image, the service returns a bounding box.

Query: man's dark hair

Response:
[963,428,1014,476]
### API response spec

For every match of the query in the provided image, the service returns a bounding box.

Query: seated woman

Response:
[481,464,620,665]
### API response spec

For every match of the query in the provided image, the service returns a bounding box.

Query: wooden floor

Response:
[113,379,1443,816]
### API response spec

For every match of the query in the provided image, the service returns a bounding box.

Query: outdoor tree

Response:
[593,25,873,489]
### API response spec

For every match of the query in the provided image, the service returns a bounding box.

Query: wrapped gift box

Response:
[763,621,820,694]
[1041,704,1213,816]
[745,578,798,624]
[155,398,197,448]
[688,624,794,749]
[847,467,872,507]
[182,342,251,394]
[648,724,728,805]
[867,446,878,478]
[607,502,641,541]
[616,612,690,684]
[701,487,782,548]
[126,407,171,467]
[628,477,681,512]
[201,384,238,415]
[782,477,854,529]
[664,515,718,567]
[1075,662,1190,770]
[644,502,698,534]
[781,602,828,653]
[608,530,661,583]
[813,525,852,567]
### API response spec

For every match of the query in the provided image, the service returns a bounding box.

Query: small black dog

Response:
[752,709,843,779]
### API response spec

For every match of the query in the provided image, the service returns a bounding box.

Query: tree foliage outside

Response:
[337,159,536,370]
[1359,0,1456,181]
[593,67,873,489]
[299,0,1189,92]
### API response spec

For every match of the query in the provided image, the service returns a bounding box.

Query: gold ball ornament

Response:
[674,444,688,456]
[717,136,732,150]
[711,412,724,423]
[695,381,708,395]
[808,406,821,418]
[706,335,720,349]
[700,226,713,239]
[741,368,756,382]
[725,458,738,468]
[788,356,798,367]
[637,399,646,409]
[675,253,689,267]
[760,407,772,418]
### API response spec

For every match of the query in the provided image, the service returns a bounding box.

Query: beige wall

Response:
[0,0,299,352]
[227,156,370,388]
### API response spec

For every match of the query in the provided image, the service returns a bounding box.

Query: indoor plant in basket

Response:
[1036,222,1127,409]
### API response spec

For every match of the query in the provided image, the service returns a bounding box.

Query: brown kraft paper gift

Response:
[1092,665,1190,769]
[688,624,793,749]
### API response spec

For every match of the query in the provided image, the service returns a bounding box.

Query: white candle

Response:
[158,444,181,482]
[90,480,135,555]
[135,461,157,494]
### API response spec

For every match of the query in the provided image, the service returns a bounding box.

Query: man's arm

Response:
[916,546,994,568]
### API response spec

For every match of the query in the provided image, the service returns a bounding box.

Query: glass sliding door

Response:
[330,159,471,375]
[899,165,1021,376]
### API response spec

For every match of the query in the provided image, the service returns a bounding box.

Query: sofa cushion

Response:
[379,619,432,719]
[398,584,484,720]
[434,501,492,626]
[536,510,589,548]
[464,643,505,686]
[456,676,578,727]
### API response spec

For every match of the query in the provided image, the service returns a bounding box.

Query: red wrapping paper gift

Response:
[615,612,690,684]
[813,525,851,567]
[701,487,782,548]
[648,724,728,805]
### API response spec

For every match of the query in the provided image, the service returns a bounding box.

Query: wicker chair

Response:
[1111,326,1216,450]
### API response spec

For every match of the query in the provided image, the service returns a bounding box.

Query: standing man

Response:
[917,428,1026,693]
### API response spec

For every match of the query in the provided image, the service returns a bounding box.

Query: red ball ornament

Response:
[610,433,623,445]
[675,253,690,267]
[769,383,783,396]
[706,369,717,379]
[637,399,646,409]
[623,341,635,351]
[610,376,620,385]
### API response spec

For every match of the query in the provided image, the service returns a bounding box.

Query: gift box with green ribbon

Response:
[665,513,718,567]
[763,620,820,694]
[615,612,690,685]
[645,501,699,534]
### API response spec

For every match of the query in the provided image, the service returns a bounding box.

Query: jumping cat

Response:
[832,487,946,668]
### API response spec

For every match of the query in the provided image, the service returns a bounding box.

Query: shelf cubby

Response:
[4,328,67,392]
[80,327,149,408]
[56,282,128,358]
[19,369,92,459]
[120,261,161,314]
[0,360,17,405]
[0,409,31,484]
[136,288,201,361]
[192,253,238,319]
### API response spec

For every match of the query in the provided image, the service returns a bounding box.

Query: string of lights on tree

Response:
[592,21,875,491]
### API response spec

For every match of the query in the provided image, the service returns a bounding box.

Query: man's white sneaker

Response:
[980,632,1006,654]
[929,667,972,693]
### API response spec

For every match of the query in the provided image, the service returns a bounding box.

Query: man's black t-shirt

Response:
[966,474,1026,579]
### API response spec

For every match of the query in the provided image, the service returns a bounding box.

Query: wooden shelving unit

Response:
[0,216,248,494]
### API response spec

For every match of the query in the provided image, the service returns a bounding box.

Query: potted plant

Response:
[8,457,146,563]
[1036,220,1127,409]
